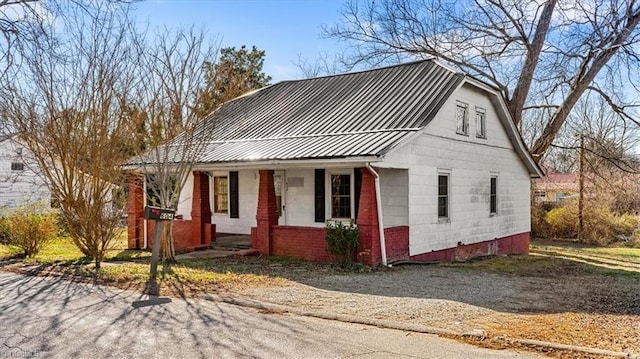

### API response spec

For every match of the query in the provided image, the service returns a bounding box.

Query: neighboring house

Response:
[0,134,51,212]
[532,173,578,204]
[126,60,543,265]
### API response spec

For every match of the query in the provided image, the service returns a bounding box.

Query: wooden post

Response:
[578,134,584,241]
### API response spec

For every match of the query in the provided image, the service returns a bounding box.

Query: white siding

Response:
[208,170,259,234]
[0,138,50,211]
[283,169,322,227]
[379,168,408,228]
[176,173,194,220]
[381,83,531,255]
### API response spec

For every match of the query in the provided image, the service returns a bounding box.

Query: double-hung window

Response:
[438,174,449,219]
[490,176,498,215]
[214,176,228,213]
[330,174,351,218]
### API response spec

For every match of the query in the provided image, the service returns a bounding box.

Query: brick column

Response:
[254,170,278,255]
[356,168,381,266]
[126,172,144,249]
[191,171,212,246]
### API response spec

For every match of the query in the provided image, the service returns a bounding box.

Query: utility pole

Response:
[578,134,584,241]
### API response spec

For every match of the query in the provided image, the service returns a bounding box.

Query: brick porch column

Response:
[254,170,278,255]
[356,168,381,266]
[126,172,144,249]
[191,171,212,246]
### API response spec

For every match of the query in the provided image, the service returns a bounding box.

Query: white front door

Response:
[274,171,286,225]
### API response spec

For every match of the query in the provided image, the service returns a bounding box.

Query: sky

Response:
[132,0,347,83]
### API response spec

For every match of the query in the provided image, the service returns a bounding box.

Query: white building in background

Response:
[0,134,51,212]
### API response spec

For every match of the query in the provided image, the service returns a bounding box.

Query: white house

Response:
[0,134,51,212]
[126,60,542,265]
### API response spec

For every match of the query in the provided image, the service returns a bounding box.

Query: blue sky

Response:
[132,0,347,82]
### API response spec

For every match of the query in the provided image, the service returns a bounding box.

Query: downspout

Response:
[142,174,148,249]
[365,164,388,267]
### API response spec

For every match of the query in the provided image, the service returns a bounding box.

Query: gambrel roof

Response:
[131,60,542,177]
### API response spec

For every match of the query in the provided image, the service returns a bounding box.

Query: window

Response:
[330,174,351,218]
[11,162,24,171]
[214,176,228,213]
[476,107,486,138]
[456,102,469,135]
[145,174,177,206]
[534,190,546,198]
[490,176,498,214]
[438,174,449,219]
[274,174,283,217]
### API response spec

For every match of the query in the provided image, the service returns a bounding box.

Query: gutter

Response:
[365,164,388,267]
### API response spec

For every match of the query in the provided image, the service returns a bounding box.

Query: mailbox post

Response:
[145,205,176,284]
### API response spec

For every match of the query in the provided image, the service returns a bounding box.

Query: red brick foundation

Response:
[271,226,334,262]
[408,232,530,262]
[146,219,215,253]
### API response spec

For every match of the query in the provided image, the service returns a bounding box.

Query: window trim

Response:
[326,169,355,220]
[455,101,469,136]
[437,172,450,221]
[490,175,498,216]
[213,174,229,214]
[475,106,486,139]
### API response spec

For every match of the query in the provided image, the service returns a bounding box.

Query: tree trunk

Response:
[508,0,557,127]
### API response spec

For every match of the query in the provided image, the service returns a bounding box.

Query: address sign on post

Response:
[143,205,176,221]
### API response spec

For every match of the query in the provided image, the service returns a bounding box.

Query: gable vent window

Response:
[476,107,486,138]
[11,162,24,171]
[456,102,469,135]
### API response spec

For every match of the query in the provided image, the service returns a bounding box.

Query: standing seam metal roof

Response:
[148,60,464,165]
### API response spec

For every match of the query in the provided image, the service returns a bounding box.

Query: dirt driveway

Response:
[235,256,640,357]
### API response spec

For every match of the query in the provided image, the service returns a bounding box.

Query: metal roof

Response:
[195,60,463,163]
[129,60,464,166]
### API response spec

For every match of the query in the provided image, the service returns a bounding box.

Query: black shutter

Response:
[229,171,239,218]
[314,169,325,223]
[353,168,362,220]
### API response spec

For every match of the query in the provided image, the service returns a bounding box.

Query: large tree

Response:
[195,45,271,118]
[324,0,640,160]
[1,1,136,269]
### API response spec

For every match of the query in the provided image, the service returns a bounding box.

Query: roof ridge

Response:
[280,58,439,83]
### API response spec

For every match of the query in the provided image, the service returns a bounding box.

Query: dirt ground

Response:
[230,258,640,358]
[2,245,640,358]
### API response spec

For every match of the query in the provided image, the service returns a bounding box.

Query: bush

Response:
[546,206,577,239]
[325,220,360,268]
[4,206,60,257]
[0,218,9,245]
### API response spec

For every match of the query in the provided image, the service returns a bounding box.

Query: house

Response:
[126,60,543,265]
[0,134,51,212]
[532,173,578,204]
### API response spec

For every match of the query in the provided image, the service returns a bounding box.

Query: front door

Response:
[274,171,286,225]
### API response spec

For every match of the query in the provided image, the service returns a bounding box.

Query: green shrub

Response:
[546,206,577,239]
[531,206,551,238]
[325,220,360,268]
[4,206,60,257]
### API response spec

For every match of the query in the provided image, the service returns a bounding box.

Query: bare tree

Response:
[1,2,136,269]
[125,28,220,281]
[324,0,640,160]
